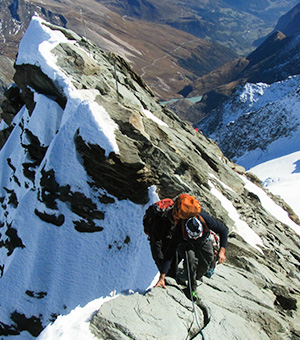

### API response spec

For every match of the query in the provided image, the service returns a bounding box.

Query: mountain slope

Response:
[175,28,300,123]
[254,2,300,47]
[0,17,300,339]
[1,0,300,103]
[99,0,300,56]
[195,75,300,218]
[0,0,237,101]
[274,2,300,35]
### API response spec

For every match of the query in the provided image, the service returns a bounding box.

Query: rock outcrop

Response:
[90,279,205,340]
[0,18,300,339]
[0,55,15,117]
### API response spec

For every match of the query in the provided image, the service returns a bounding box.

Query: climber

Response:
[143,197,179,278]
[154,196,228,296]
[144,194,204,278]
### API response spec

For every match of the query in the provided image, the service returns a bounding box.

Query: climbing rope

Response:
[185,251,206,340]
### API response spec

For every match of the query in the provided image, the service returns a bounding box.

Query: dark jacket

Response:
[160,210,228,275]
[149,209,176,272]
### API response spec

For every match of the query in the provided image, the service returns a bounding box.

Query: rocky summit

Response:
[0,17,300,339]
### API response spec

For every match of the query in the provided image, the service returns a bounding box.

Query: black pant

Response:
[178,239,214,291]
[149,237,178,278]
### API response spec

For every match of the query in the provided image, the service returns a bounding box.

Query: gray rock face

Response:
[90,280,204,340]
[90,261,300,340]
[199,263,300,340]
[0,55,14,94]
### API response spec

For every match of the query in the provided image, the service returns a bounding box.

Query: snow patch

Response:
[209,180,264,253]
[142,108,169,127]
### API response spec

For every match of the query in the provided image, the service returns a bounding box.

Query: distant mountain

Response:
[195,75,300,167]
[99,0,300,56]
[194,74,300,218]
[274,2,300,35]
[233,30,300,84]
[0,0,237,101]
[254,2,300,46]
[1,0,300,103]
[172,28,300,123]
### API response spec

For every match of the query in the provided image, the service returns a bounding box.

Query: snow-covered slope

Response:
[200,76,300,166]
[250,151,300,219]
[0,17,158,339]
[196,75,300,217]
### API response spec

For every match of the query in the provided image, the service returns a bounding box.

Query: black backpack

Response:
[143,198,174,235]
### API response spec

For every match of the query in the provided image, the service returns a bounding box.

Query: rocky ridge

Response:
[90,278,206,340]
[0,18,300,339]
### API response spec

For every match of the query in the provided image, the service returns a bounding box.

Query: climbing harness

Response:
[185,251,206,340]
